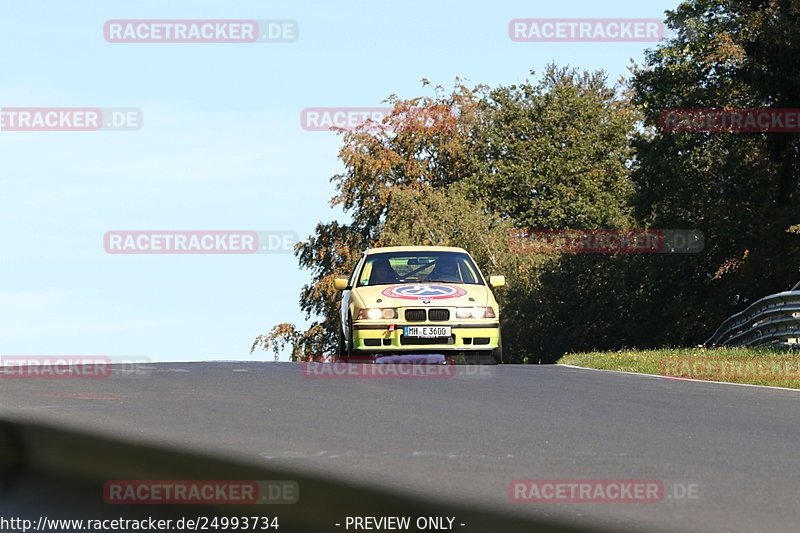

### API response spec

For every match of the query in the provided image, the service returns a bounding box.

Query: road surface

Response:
[1,362,798,532]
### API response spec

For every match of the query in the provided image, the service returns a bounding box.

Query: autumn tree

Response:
[253,67,640,362]
[252,82,486,360]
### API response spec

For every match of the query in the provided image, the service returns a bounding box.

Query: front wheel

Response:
[337,327,346,358]
[346,317,355,356]
[491,333,503,364]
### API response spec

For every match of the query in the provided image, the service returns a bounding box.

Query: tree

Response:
[467,66,638,231]
[253,68,641,362]
[628,0,800,344]
[252,82,486,360]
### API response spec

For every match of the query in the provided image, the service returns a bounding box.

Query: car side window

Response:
[457,258,480,284]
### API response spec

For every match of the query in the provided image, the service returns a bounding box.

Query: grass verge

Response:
[558,346,800,389]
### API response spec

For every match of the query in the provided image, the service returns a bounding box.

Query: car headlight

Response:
[357,308,398,320]
[455,307,496,319]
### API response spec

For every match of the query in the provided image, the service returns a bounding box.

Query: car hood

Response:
[353,283,491,307]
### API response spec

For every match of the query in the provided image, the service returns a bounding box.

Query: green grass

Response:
[558,346,800,389]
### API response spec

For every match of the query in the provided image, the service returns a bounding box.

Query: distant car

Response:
[334,246,505,364]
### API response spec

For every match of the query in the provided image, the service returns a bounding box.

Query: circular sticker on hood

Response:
[380,284,467,300]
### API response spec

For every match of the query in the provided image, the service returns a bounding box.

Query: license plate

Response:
[403,326,451,338]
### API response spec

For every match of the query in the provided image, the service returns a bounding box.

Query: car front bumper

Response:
[351,321,500,352]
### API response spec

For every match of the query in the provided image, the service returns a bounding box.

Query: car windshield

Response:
[357,251,483,286]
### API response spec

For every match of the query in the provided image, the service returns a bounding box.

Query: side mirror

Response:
[333,278,350,291]
[488,275,506,288]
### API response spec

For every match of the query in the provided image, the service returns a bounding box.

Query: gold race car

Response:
[334,246,505,363]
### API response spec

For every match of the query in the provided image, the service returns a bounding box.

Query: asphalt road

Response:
[1,361,799,532]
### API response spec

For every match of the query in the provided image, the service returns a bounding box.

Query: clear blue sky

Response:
[0,0,681,362]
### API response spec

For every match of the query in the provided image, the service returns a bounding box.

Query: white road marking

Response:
[558,363,800,392]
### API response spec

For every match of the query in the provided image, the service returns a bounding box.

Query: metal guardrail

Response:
[705,287,800,347]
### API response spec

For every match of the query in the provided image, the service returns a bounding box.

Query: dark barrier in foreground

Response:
[0,419,607,533]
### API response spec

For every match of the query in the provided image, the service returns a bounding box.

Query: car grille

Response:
[403,309,450,322]
[404,309,427,322]
[427,309,450,321]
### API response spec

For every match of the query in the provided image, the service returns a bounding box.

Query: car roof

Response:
[364,246,469,255]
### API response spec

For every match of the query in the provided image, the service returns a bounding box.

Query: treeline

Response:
[254,0,800,363]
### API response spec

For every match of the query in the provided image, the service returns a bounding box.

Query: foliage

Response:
[254,1,800,362]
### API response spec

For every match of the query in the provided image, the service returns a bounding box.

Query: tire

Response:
[337,327,346,358]
[491,333,503,364]
[346,317,355,356]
